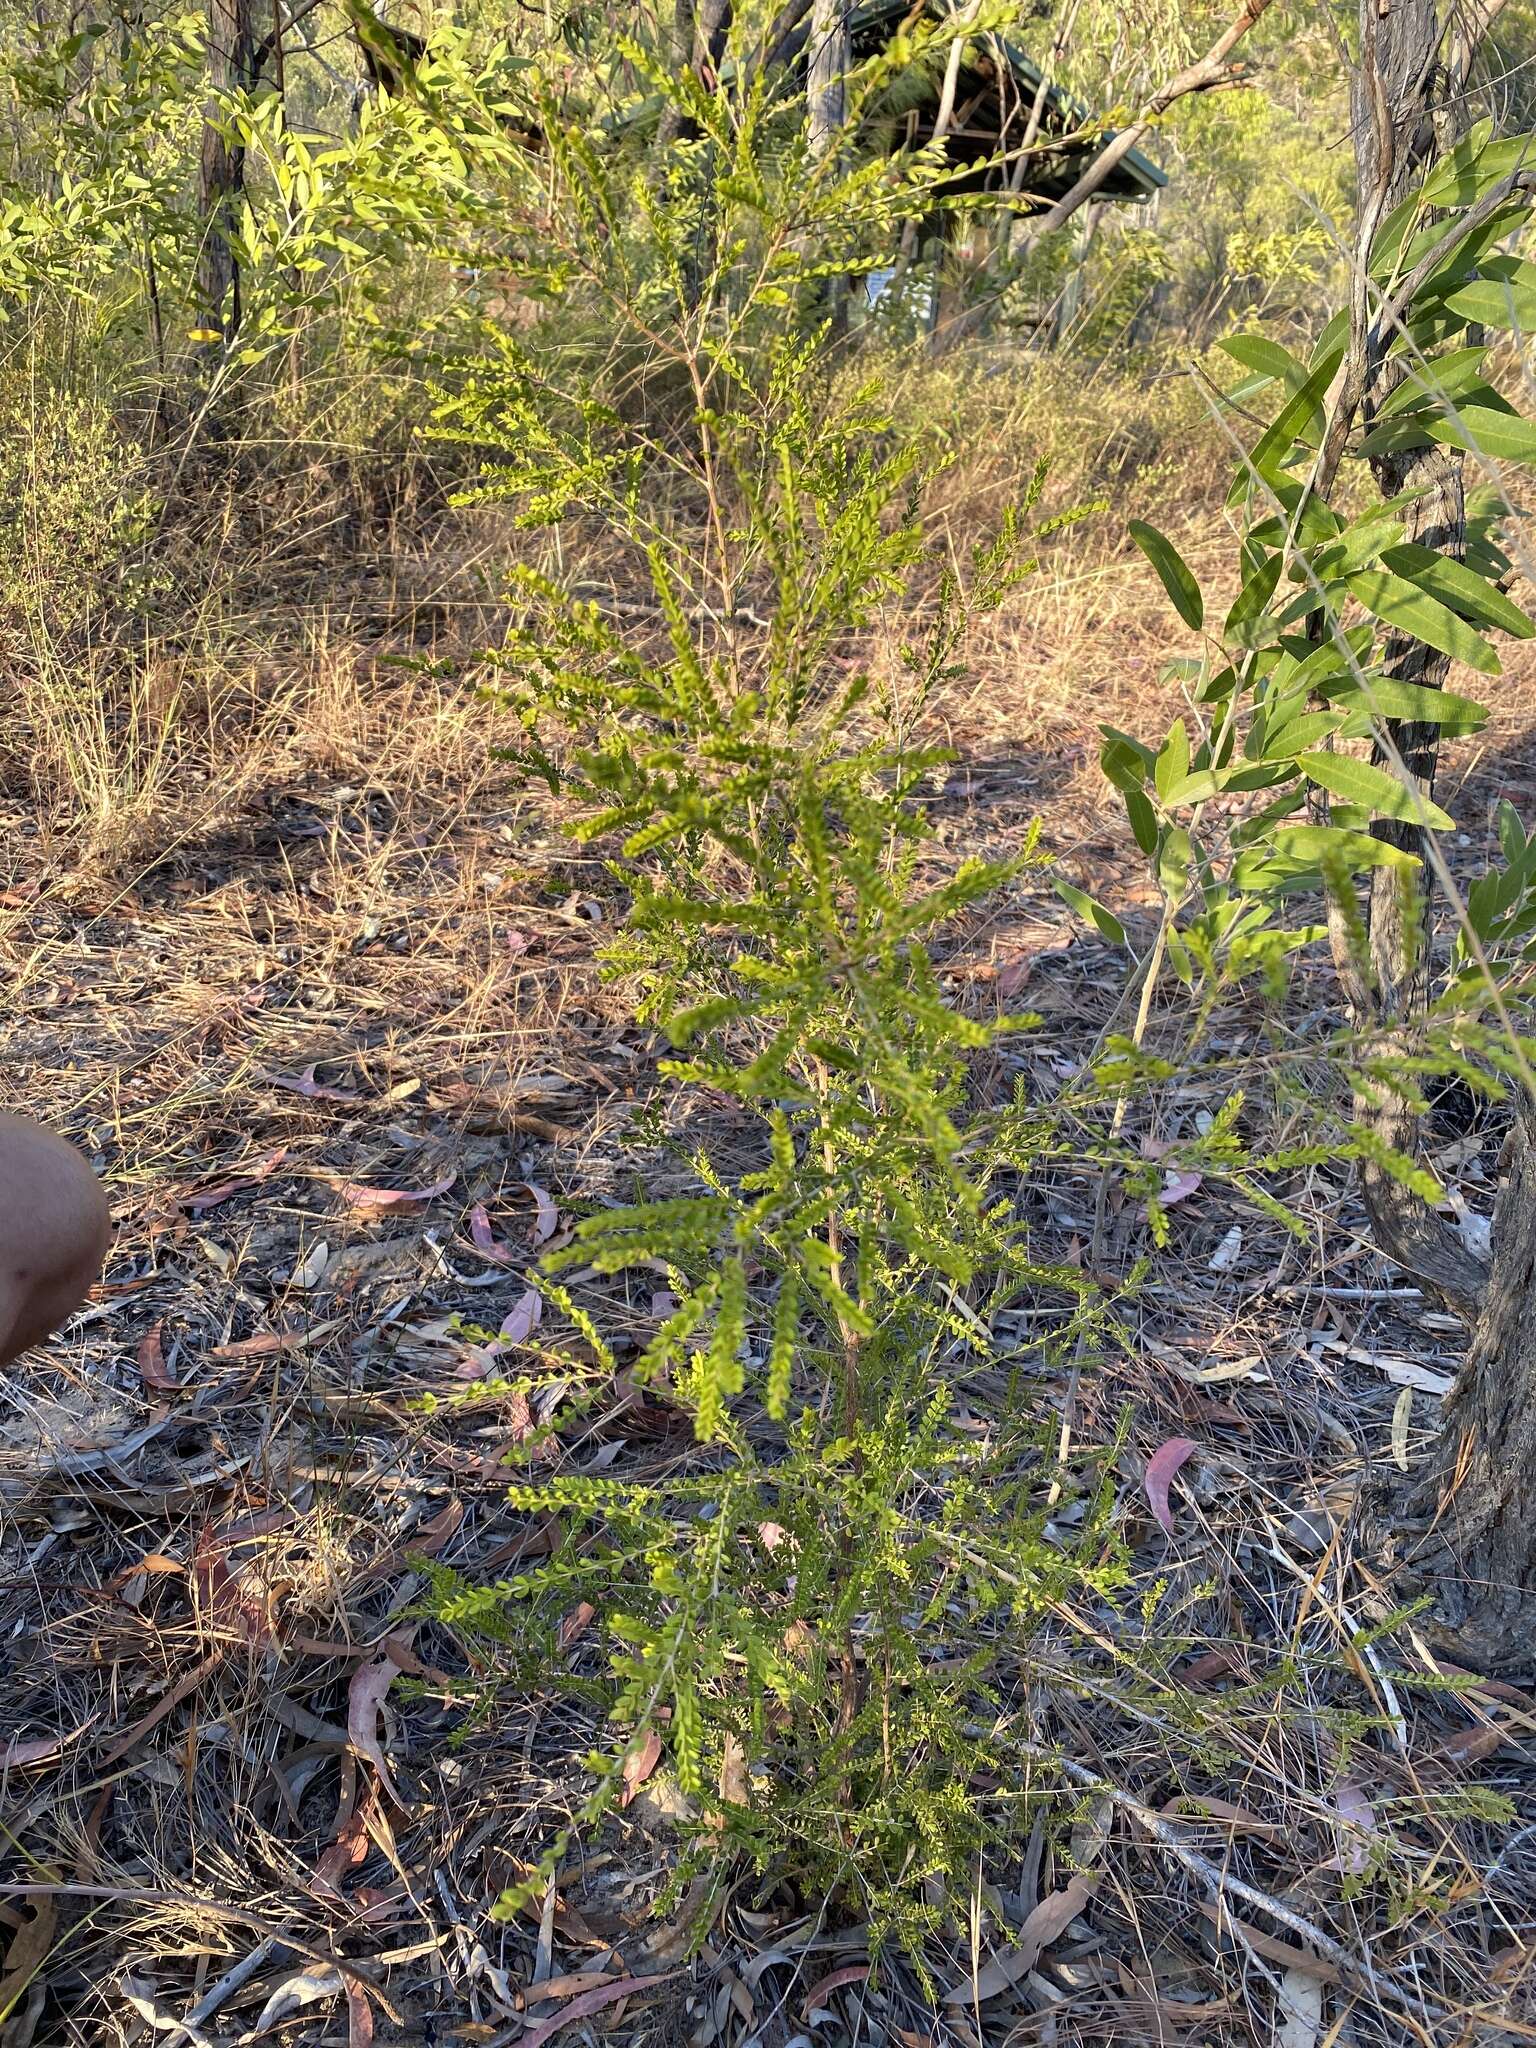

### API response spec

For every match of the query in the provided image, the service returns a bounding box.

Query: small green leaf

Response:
[1261,711,1346,759]
[1297,751,1456,830]
[1441,275,1536,333]
[1055,879,1127,946]
[1158,826,1193,908]
[1498,797,1527,865]
[1373,346,1489,420]
[1128,519,1204,630]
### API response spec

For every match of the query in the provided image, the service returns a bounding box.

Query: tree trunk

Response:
[1341,0,1536,1666]
[1396,1098,1536,1669]
[805,0,848,334]
[198,0,257,347]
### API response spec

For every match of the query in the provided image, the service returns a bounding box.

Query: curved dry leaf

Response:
[136,1322,177,1393]
[516,1971,679,2048]
[1329,1781,1378,1875]
[0,1900,56,2015]
[523,1183,559,1245]
[347,1639,412,1803]
[493,1288,542,1352]
[1144,1436,1198,1537]
[340,1172,454,1211]
[942,1871,1096,2002]
[250,1967,343,2035]
[469,1204,516,1265]
[801,1963,870,2016]
[345,1979,374,2048]
[263,1065,360,1103]
[1391,1386,1413,1472]
[618,1728,663,1808]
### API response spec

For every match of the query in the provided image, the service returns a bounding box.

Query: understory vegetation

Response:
[3,3,1536,2045]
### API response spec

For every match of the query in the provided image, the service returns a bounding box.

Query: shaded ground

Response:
[3,504,1536,2047]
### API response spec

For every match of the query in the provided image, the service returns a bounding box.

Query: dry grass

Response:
[3,351,1536,2047]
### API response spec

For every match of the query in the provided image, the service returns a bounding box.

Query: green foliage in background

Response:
[1094,116,1536,1177]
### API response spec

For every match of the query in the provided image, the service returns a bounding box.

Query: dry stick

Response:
[1019,0,1276,249]
[0,1885,404,2023]
[1025,1749,1452,2034]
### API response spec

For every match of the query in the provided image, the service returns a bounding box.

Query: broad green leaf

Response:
[1373,346,1488,419]
[1128,519,1203,630]
[1055,879,1126,946]
[1422,403,1536,464]
[1306,517,1404,580]
[1158,826,1193,908]
[1346,567,1502,674]
[1154,717,1190,800]
[1228,346,1345,506]
[1218,334,1309,385]
[1217,334,1310,402]
[1498,797,1528,865]
[1321,675,1488,733]
[1125,786,1159,855]
[1271,823,1421,872]
[1378,542,1534,638]
[1297,750,1456,830]
[1441,275,1536,330]
[1224,550,1283,646]
[1261,711,1346,759]
[1162,768,1225,805]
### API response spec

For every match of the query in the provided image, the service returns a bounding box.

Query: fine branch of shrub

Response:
[408,59,1441,1949]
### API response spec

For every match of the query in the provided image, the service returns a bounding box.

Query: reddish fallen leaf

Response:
[348,1637,412,1802]
[1145,1436,1198,1537]
[523,1183,559,1245]
[1330,1781,1378,1874]
[184,1147,289,1212]
[802,1964,870,2016]
[209,1328,313,1360]
[560,1601,596,1650]
[184,1178,256,1214]
[136,1321,176,1393]
[1158,1169,1203,1208]
[314,1810,370,1893]
[0,1900,57,2013]
[504,928,532,957]
[0,1717,97,1771]
[532,1969,621,2002]
[263,1065,361,1103]
[470,1203,516,1265]
[618,1729,663,1808]
[346,1979,374,2047]
[339,1171,454,1211]
[495,1289,542,1351]
[942,1873,1097,2002]
[516,1971,679,2048]
[649,1290,679,1318]
[193,1525,270,1645]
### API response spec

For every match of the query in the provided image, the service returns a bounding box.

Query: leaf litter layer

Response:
[1,494,1535,2048]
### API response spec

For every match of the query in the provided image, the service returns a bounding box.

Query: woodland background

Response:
[3,3,1536,2046]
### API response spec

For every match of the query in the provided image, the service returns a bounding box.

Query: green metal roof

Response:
[847,0,1166,198]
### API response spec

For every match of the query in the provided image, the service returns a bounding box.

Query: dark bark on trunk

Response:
[1395,1098,1536,1671]
[806,0,848,336]
[198,0,257,347]
[1344,0,1536,1668]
